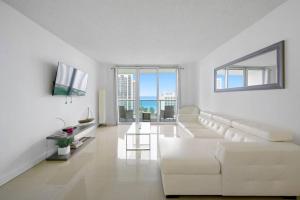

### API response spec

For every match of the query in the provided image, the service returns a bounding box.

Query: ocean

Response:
[139,96,176,113]
[140,96,157,112]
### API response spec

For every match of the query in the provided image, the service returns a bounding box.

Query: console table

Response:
[46,123,96,161]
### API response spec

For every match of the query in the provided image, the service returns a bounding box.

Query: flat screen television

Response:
[52,62,88,96]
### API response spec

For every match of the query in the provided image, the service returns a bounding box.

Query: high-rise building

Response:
[118,74,135,110]
[160,92,176,108]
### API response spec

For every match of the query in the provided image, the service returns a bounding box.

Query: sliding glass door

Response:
[116,67,177,123]
[139,69,158,122]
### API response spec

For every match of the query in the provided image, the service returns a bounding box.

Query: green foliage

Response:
[56,137,74,148]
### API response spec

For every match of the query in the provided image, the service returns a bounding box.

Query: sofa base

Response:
[161,173,222,195]
[165,195,180,198]
[161,172,300,197]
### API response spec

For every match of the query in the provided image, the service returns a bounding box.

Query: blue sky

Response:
[217,75,244,88]
[140,73,176,97]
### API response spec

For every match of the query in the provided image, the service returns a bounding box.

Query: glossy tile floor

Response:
[0,125,285,200]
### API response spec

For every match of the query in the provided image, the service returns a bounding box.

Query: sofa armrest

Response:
[177,114,199,122]
[215,142,300,196]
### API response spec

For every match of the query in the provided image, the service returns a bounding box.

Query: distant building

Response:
[160,92,176,108]
[118,74,135,110]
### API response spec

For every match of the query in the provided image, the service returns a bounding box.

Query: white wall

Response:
[197,0,300,143]
[180,63,198,107]
[0,1,106,185]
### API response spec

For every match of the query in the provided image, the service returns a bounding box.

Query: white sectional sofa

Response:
[159,106,300,197]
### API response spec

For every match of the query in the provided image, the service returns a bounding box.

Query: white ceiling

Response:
[3,0,286,65]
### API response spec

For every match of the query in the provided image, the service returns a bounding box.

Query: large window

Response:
[139,69,158,122]
[116,68,177,123]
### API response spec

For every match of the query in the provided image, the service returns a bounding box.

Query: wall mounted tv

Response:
[52,62,88,96]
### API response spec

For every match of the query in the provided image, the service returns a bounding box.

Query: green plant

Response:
[56,137,74,148]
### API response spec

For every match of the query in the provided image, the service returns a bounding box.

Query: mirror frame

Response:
[214,41,284,92]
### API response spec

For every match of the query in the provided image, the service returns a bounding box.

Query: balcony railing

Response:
[118,100,177,122]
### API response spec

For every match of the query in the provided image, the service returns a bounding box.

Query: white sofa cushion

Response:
[200,111,213,119]
[199,117,211,127]
[177,114,199,122]
[199,118,230,134]
[178,106,200,114]
[224,128,266,142]
[232,120,293,142]
[212,114,233,126]
[190,129,224,139]
[177,106,200,123]
[209,121,230,136]
[180,122,205,129]
[159,138,221,175]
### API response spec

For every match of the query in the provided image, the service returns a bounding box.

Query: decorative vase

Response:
[58,146,70,155]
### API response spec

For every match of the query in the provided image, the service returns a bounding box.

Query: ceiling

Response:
[3,0,286,65]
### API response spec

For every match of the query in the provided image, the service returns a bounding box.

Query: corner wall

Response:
[0,1,105,185]
[197,0,300,143]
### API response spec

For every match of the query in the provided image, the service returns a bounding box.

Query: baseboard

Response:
[101,123,117,126]
[0,152,46,186]
[98,123,107,127]
[166,195,180,198]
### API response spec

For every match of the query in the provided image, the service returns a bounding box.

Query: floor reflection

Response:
[118,124,157,161]
[117,123,178,161]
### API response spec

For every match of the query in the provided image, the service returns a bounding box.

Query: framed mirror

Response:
[214,41,284,92]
